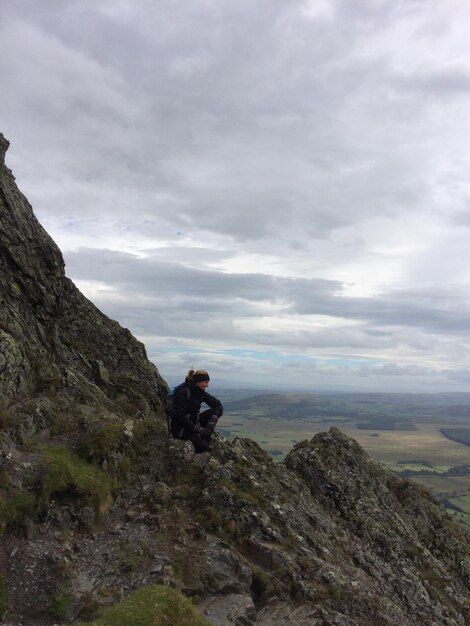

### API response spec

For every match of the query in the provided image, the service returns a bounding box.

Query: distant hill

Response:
[224,391,470,427]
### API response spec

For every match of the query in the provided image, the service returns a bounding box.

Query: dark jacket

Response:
[172,379,223,432]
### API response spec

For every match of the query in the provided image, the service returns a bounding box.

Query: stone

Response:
[198,594,256,626]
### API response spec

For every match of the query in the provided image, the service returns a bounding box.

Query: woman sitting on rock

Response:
[170,369,223,453]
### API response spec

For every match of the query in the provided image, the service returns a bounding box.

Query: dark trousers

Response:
[171,409,219,453]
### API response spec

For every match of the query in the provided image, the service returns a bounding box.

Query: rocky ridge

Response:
[0,131,166,421]
[0,134,469,626]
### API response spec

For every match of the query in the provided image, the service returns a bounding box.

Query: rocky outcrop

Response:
[5,428,469,625]
[191,430,470,625]
[0,135,469,626]
[0,133,166,427]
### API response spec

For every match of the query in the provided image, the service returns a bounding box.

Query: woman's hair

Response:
[187,369,210,383]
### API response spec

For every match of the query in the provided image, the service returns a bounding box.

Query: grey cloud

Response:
[2,0,440,244]
[356,363,433,378]
[65,247,340,303]
[398,67,470,97]
[66,248,470,342]
[446,369,470,383]
[3,1,470,390]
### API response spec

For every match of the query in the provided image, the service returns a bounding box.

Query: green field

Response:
[448,494,470,532]
[220,399,470,534]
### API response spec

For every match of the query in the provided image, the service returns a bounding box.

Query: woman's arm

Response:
[202,392,224,417]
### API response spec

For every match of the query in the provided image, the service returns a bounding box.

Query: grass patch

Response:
[251,566,277,605]
[80,423,128,464]
[447,494,470,535]
[193,505,224,533]
[49,412,81,438]
[173,464,205,501]
[392,464,449,474]
[116,542,147,574]
[40,447,112,516]
[129,417,166,470]
[48,593,71,620]
[453,494,470,512]
[0,492,37,534]
[77,584,210,626]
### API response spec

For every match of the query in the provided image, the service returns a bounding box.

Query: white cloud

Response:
[2,0,470,391]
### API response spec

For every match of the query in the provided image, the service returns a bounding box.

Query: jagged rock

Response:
[167,438,196,465]
[0,132,166,425]
[199,594,256,626]
[0,135,469,626]
[256,603,357,626]
[200,546,252,594]
[151,481,172,506]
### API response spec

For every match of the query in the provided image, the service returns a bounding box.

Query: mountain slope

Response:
[0,134,469,626]
[0,133,166,421]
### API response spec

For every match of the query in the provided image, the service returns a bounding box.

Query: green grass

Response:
[0,446,114,534]
[77,584,210,626]
[48,593,71,620]
[80,423,128,464]
[390,464,450,474]
[454,494,470,512]
[447,494,470,532]
[40,446,112,516]
[0,492,37,533]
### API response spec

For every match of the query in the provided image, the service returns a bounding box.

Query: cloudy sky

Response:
[2,0,470,392]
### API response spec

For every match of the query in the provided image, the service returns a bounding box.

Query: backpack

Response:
[164,383,190,434]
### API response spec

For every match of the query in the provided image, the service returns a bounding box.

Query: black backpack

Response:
[164,383,189,434]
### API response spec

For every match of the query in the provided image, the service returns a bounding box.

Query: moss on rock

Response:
[40,446,112,516]
[77,584,210,626]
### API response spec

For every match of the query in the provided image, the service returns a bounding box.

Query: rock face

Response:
[0,134,469,626]
[0,132,166,422]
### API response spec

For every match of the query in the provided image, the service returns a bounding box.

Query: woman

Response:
[170,369,224,453]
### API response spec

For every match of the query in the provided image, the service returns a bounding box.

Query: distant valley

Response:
[217,390,470,534]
